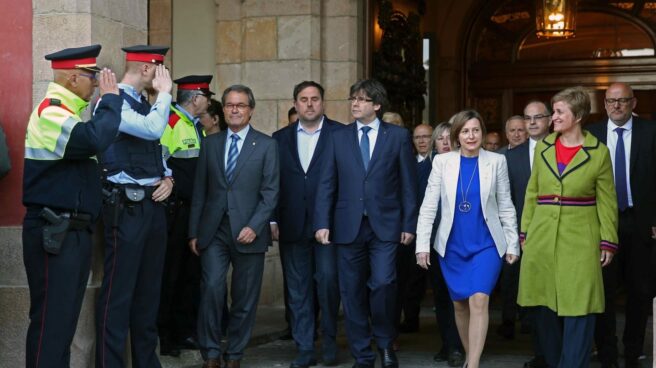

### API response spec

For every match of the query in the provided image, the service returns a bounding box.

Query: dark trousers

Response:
[617,209,656,360]
[394,242,426,332]
[23,212,93,368]
[499,258,521,324]
[535,307,596,368]
[594,253,619,365]
[158,200,201,343]
[279,236,340,354]
[337,218,397,365]
[96,198,167,368]
[428,247,463,354]
[197,217,265,361]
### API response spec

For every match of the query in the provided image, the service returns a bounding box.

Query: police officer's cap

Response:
[174,75,215,96]
[122,45,169,64]
[44,44,102,72]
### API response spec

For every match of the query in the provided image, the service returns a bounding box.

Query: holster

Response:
[39,207,91,255]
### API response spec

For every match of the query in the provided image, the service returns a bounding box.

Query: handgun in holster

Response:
[40,207,70,255]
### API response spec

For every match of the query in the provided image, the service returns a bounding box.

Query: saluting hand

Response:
[152,64,172,94]
[98,68,119,96]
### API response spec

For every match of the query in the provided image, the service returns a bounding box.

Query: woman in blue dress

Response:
[415,110,520,368]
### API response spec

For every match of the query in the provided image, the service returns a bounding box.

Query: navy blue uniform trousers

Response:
[23,210,92,368]
[337,217,397,365]
[96,197,166,368]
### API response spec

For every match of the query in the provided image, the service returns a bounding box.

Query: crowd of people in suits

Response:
[21,42,656,368]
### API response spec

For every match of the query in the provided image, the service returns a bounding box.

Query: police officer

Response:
[95,45,174,367]
[22,45,121,367]
[158,75,213,355]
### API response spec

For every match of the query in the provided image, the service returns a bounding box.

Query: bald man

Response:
[588,82,656,368]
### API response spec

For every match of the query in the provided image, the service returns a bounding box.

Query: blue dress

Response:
[439,155,502,301]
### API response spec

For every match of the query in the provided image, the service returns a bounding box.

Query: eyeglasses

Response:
[413,135,432,140]
[348,97,373,104]
[77,73,97,81]
[523,114,550,122]
[224,103,250,111]
[605,97,634,105]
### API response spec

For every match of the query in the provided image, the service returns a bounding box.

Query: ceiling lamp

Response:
[536,0,576,38]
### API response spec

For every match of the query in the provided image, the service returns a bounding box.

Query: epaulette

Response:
[168,112,181,128]
[37,98,74,117]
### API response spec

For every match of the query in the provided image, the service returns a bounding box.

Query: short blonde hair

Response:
[449,110,487,149]
[551,87,591,124]
[382,112,403,126]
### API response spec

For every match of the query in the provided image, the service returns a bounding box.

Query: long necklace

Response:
[458,158,478,213]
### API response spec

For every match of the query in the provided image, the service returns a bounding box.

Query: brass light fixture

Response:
[535,0,576,38]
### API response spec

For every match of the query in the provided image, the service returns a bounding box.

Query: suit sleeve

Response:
[188,136,210,239]
[63,94,122,159]
[313,133,337,231]
[269,132,282,224]
[596,148,619,252]
[247,139,280,236]
[399,129,418,234]
[496,155,519,256]
[416,155,443,253]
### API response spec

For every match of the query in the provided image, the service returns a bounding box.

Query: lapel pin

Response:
[252,141,256,146]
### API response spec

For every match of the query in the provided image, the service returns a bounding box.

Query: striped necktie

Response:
[226,134,240,182]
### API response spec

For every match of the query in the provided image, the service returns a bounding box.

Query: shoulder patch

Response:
[168,113,181,128]
[37,98,74,117]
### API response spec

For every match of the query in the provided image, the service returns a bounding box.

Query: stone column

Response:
[0,1,147,366]
[214,0,363,306]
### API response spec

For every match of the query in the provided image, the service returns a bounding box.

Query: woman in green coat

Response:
[517,87,618,368]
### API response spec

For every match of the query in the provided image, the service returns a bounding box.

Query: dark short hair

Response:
[287,106,297,119]
[206,98,227,130]
[449,109,487,149]
[221,84,256,108]
[349,79,389,117]
[293,81,325,101]
[551,87,590,124]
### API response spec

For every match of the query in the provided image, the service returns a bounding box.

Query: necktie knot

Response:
[615,127,625,137]
[361,126,372,135]
[231,134,240,142]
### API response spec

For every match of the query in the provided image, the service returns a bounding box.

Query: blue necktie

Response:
[614,127,629,211]
[360,126,372,170]
[226,134,240,182]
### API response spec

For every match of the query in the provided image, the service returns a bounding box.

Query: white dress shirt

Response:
[606,118,633,207]
[297,118,324,172]
[529,138,538,170]
[356,118,380,159]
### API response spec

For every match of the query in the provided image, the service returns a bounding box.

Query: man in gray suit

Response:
[188,84,279,368]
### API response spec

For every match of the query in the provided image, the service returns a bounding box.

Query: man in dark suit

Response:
[271,81,341,368]
[503,100,552,368]
[314,79,417,368]
[188,84,279,368]
[588,82,656,368]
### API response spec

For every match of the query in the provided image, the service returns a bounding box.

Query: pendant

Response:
[458,201,472,213]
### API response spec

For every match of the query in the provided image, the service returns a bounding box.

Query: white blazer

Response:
[416,149,519,257]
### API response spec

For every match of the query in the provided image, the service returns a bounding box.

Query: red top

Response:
[555,138,582,174]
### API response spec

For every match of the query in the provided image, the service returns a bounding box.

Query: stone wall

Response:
[215,0,364,134]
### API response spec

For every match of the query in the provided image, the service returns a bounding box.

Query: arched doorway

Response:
[464,1,656,131]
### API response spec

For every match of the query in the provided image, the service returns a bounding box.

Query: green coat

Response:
[517,131,618,316]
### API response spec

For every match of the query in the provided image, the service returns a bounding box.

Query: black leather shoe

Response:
[523,355,547,368]
[160,342,181,357]
[433,349,448,362]
[447,350,465,367]
[379,348,398,368]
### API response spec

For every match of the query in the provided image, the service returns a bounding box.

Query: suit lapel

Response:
[349,123,366,172]
[306,119,330,173]
[367,122,388,174]
[540,135,561,181]
[478,150,492,212]
[231,128,257,182]
[217,130,228,181]
[287,122,304,172]
[445,153,459,212]
[629,119,640,175]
